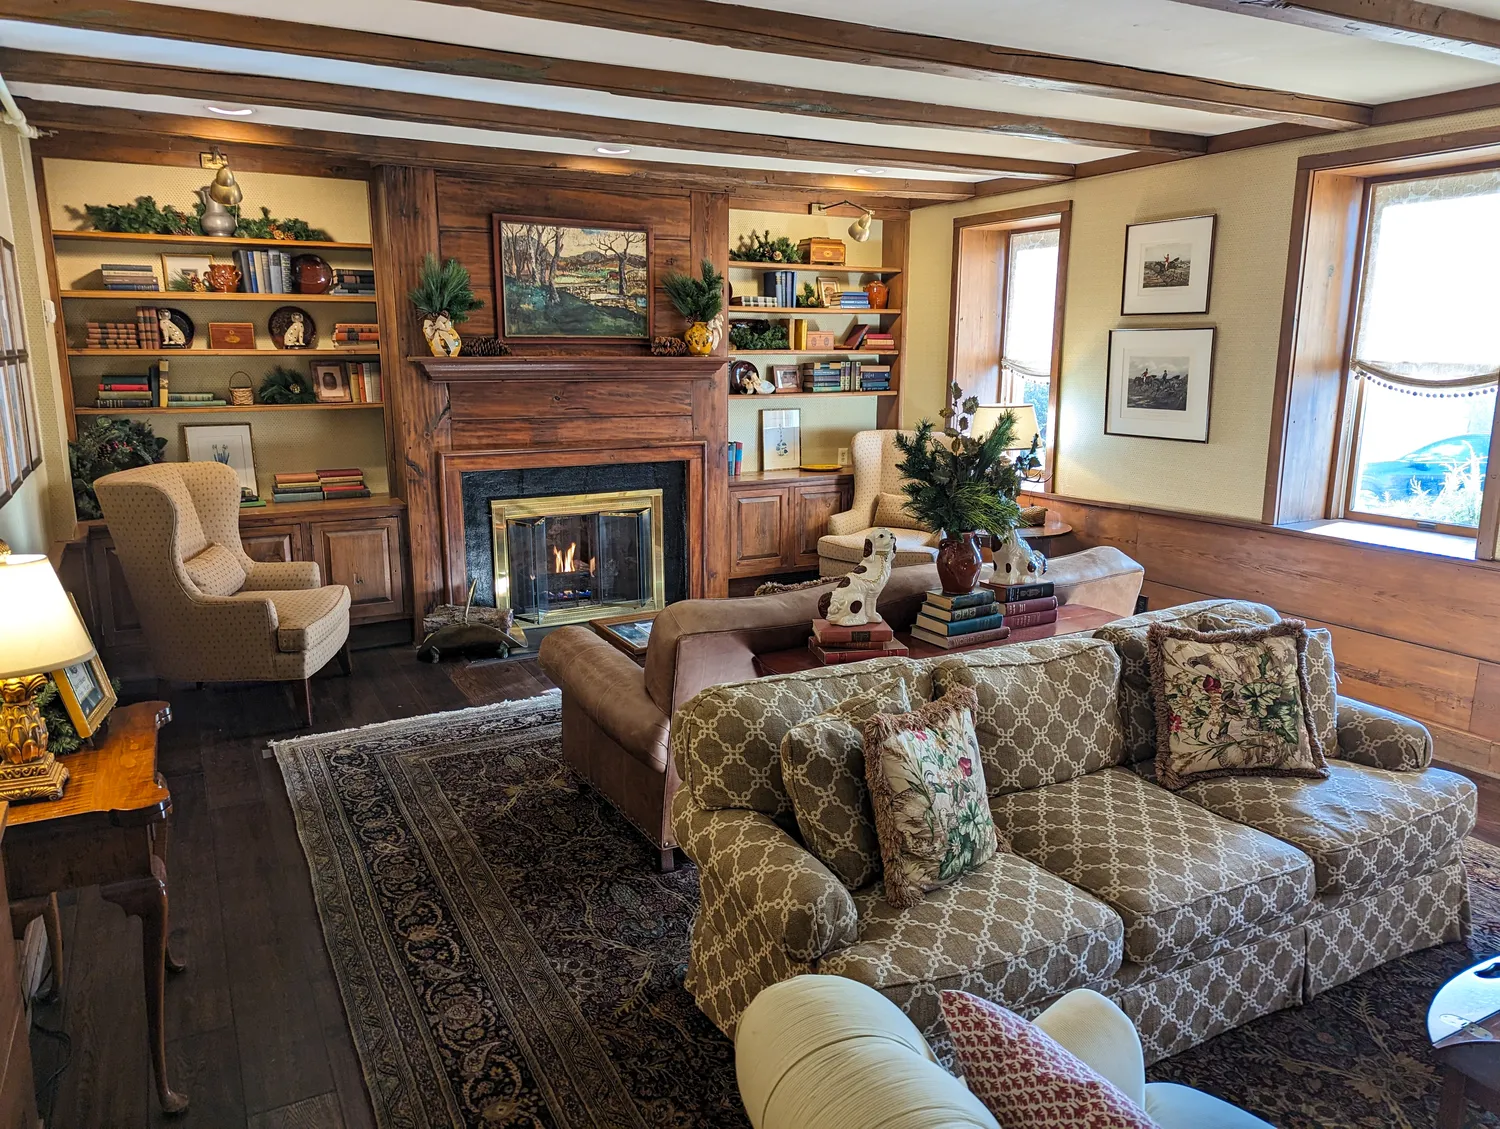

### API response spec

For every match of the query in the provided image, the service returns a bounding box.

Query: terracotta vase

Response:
[206,263,241,293]
[863,280,890,309]
[683,321,714,356]
[935,531,983,595]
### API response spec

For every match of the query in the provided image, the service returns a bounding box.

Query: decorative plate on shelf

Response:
[158,307,194,348]
[268,305,317,349]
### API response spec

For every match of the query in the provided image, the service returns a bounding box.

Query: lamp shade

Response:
[970,403,1041,451]
[0,555,95,677]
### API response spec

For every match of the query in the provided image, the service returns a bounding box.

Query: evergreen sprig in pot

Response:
[893,388,1025,595]
[662,259,726,356]
[409,254,484,358]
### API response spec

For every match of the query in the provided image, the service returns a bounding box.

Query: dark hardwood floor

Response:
[30,645,554,1129]
[27,644,1500,1126]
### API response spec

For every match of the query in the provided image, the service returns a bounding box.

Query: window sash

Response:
[0,235,36,507]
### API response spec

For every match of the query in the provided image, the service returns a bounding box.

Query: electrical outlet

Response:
[838,447,850,465]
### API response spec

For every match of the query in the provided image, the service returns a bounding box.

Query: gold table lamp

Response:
[0,546,95,800]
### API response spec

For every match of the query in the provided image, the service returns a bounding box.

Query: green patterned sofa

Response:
[671,599,1476,1062]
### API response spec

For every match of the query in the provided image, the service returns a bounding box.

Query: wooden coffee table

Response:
[754,603,1119,676]
[1429,955,1500,1127]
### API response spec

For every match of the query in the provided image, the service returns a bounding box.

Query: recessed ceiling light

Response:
[595,145,631,156]
[206,105,254,117]
[855,167,885,175]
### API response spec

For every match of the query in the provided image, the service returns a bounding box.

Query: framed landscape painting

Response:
[1106,327,1216,443]
[492,216,652,342]
[1121,214,1216,315]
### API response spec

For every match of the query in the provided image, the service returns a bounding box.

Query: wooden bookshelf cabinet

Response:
[727,469,853,579]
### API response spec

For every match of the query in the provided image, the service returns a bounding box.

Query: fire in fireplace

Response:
[491,489,665,626]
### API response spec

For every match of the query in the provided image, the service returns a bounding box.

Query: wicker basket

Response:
[229,371,254,406]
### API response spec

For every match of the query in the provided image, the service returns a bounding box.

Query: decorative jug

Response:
[197,187,237,236]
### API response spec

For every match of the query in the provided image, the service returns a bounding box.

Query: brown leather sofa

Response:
[537,547,1144,870]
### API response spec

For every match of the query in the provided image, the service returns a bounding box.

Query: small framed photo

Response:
[1106,328,1216,443]
[816,276,842,309]
[312,362,350,402]
[771,364,799,392]
[1121,214,1216,315]
[183,422,258,495]
[761,407,802,471]
[160,253,211,292]
[590,610,658,658]
[50,652,117,739]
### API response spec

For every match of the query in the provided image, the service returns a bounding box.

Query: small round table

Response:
[1428,955,1500,1127]
[1017,520,1073,557]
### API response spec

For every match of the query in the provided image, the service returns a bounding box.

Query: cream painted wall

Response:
[905,105,1500,520]
[0,129,71,554]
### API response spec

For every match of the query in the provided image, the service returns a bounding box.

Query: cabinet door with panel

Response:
[240,523,302,565]
[791,483,854,568]
[310,517,407,622]
[730,488,789,578]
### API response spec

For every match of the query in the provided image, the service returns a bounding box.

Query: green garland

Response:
[69,417,167,520]
[730,230,804,263]
[79,197,332,241]
[37,677,122,756]
[728,319,789,351]
[233,206,331,242]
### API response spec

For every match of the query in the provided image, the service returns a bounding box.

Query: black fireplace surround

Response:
[461,462,688,609]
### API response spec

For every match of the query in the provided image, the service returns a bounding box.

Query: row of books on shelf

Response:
[801,361,891,393]
[270,469,370,503]
[909,582,1058,649]
[727,441,745,475]
[86,308,162,349]
[754,271,876,310]
[97,263,157,292]
[232,249,296,294]
[94,361,175,407]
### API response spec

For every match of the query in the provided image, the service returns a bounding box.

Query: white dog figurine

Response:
[992,527,1047,584]
[818,528,897,626]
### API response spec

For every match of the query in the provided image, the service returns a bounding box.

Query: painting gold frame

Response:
[49,651,116,739]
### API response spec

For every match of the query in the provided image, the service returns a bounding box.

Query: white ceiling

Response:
[4,0,1499,187]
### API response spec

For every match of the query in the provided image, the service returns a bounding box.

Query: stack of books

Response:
[856,363,892,392]
[232,249,295,294]
[272,472,323,503]
[346,361,382,403]
[331,322,380,347]
[99,263,158,291]
[84,321,139,349]
[95,376,154,408]
[808,618,909,665]
[727,441,744,475]
[167,391,227,408]
[912,589,1012,649]
[800,362,843,393]
[864,331,897,352]
[838,290,871,309]
[842,324,871,349]
[318,467,370,499]
[135,306,162,350]
[330,269,376,296]
[729,295,778,308]
[759,270,796,308]
[980,578,1060,628]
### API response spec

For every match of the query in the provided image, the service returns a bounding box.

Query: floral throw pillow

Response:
[863,686,997,908]
[1148,620,1329,791]
[941,991,1156,1129]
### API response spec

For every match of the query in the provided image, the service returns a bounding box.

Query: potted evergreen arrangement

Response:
[894,384,1025,594]
[662,259,726,356]
[410,255,484,357]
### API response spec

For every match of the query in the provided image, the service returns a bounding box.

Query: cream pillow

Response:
[183,543,246,597]
[782,678,912,890]
[872,491,923,530]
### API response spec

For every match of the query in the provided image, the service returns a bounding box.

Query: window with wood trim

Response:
[1341,170,1500,535]
[950,203,1070,479]
[0,238,40,508]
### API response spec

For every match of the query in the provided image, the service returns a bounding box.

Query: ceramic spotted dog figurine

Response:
[992,526,1047,584]
[818,528,897,627]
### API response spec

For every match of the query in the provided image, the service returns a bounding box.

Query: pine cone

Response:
[461,336,511,356]
[650,335,689,357]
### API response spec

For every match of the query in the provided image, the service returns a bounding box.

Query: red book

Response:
[808,639,909,665]
[1001,596,1059,617]
[97,383,149,391]
[321,484,370,494]
[811,618,894,645]
[910,624,1012,649]
[316,468,363,478]
[1004,609,1059,629]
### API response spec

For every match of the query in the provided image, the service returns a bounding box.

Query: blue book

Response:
[916,611,1006,636]
[923,588,997,611]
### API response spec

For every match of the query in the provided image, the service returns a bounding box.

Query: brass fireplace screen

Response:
[490,489,666,626]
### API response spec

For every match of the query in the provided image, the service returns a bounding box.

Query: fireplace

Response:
[492,489,666,626]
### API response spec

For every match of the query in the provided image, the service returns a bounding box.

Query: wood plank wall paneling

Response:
[1047,494,1500,780]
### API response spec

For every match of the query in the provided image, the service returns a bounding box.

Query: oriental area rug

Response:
[274,695,1500,1129]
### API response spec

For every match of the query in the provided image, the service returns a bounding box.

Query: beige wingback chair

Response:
[818,430,934,576]
[94,462,351,725]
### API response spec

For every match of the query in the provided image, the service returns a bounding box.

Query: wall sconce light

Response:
[207,148,243,208]
[815,200,876,243]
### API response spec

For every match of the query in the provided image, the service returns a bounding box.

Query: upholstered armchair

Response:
[94,462,352,725]
[818,430,938,576]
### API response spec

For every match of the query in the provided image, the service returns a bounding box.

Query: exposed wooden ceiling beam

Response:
[16,99,979,201]
[0,51,1074,179]
[426,0,1371,129]
[0,0,1206,156]
[1164,0,1500,65]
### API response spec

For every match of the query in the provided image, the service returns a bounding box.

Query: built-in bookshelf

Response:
[726,208,907,472]
[42,157,391,500]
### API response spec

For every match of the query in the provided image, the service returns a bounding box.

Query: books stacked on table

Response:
[318,467,370,499]
[99,263,158,291]
[911,589,1011,649]
[838,289,871,309]
[801,361,843,393]
[331,322,380,347]
[978,579,1060,628]
[759,270,796,308]
[272,472,323,503]
[232,249,294,294]
[85,320,139,349]
[808,618,909,665]
[856,363,891,392]
[95,375,154,408]
[864,331,897,352]
[329,269,376,296]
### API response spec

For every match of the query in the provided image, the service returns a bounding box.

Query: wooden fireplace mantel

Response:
[412,354,728,381]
